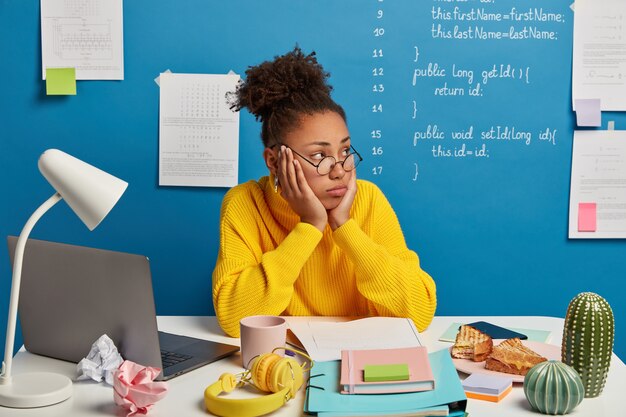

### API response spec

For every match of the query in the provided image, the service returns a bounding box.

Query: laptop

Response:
[7,236,239,381]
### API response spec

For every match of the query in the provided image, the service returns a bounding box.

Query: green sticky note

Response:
[46,68,76,95]
[363,363,409,382]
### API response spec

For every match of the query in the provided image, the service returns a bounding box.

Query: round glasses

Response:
[284,145,363,176]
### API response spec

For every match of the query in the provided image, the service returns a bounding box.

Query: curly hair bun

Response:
[232,46,333,121]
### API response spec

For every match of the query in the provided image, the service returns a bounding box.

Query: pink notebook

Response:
[340,346,435,394]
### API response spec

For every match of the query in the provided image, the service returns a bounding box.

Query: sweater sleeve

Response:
[212,189,323,337]
[332,184,437,331]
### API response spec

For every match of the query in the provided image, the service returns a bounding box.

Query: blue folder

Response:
[305,348,467,415]
[315,411,466,417]
[314,406,449,417]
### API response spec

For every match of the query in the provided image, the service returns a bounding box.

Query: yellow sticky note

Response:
[46,68,77,95]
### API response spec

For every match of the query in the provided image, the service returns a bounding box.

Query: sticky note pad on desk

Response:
[363,363,409,382]
[462,373,512,402]
[463,373,512,396]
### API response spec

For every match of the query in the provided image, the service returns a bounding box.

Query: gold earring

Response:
[274,176,279,193]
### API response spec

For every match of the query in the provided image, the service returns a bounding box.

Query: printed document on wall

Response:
[572,0,626,110]
[569,130,626,238]
[159,73,240,187]
[40,0,124,80]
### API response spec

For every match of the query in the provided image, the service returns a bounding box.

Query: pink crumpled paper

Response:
[113,360,168,416]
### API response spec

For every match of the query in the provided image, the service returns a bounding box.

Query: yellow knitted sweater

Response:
[212,176,437,337]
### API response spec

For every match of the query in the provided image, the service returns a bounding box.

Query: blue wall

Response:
[1,0,623,360]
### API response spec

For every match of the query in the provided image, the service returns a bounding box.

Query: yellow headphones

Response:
[204,347,313,417]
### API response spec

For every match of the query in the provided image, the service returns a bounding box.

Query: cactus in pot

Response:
[561,292,614,398]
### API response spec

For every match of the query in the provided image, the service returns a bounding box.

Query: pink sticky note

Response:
[578,203,597,232]
[574,99,601,127]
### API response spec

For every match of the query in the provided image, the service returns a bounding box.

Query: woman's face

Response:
[280,111,354,210]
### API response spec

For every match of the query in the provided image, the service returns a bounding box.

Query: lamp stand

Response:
[0,193,73,408]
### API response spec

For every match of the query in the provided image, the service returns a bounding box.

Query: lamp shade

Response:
[38,149,128,231]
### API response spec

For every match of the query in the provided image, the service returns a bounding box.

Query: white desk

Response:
[0,316,623,417]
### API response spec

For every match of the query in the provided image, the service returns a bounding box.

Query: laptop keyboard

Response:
[160,350,192,369]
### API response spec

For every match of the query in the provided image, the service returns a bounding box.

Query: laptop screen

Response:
[8,236,163,369]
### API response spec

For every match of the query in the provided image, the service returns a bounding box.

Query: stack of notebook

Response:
[305,348,467,417]
[340,346,434,394]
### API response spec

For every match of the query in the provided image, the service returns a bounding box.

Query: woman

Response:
[213,47,436,337]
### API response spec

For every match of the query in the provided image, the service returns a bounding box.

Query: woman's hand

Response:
[328,169,357,231]
[277,146,328,232]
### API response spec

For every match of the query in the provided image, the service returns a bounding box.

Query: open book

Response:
[286,317,423,362]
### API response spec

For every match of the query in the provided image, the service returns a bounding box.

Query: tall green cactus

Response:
[561,292,614,398]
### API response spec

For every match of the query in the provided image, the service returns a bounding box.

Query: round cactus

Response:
[561,292,614,398]
[524,360,584,415]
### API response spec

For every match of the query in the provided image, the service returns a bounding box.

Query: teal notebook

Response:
[305,348,467,415]
[315,412,467,417]
[315,405,449,417]
[439,322,552,343]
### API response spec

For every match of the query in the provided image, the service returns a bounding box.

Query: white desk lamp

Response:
[0,149,128,408]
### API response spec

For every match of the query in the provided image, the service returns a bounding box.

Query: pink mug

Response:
[239,315,287,369]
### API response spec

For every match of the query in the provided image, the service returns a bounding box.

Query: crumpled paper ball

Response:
[113,360,168,416]
[76,334,124,385]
